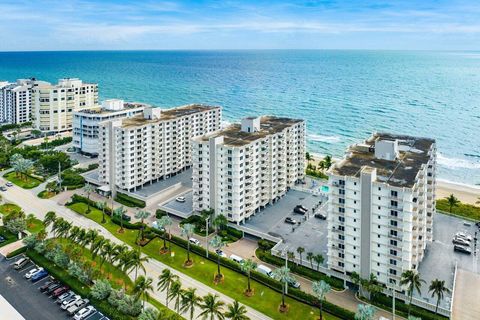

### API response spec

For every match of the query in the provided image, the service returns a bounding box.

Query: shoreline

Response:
[308,153,480,205]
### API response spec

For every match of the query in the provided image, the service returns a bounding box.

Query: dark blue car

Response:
[31,270,48,283]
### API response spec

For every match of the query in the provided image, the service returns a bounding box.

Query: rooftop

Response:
[120,104,220,128]
[198,116,303,146]
[75,102,148,116]
[330,132,435,188]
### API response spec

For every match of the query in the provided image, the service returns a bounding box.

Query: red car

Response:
[51,286,70,299]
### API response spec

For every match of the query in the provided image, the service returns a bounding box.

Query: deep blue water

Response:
[0,50,479,184]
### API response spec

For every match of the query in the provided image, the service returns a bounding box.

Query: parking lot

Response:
[415,212,479,309]
[243,189,329,264]
[0,255,106,320]
[160,190,194,218]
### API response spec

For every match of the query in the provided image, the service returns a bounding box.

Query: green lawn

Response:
[26,216,44,233]
[0,226,18,247]
[0,202,44,234]
[3,171,42,189]
[437,199,480,221]
[37,190,56,199]
[68,202,340,320]
[0,203,22,215]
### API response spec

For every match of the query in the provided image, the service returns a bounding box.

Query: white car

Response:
[189,238,200,245]
[56,290,74,304]
[176,196,186,203]
[61,295,81,310]
[73,305,96,320]
[24,267,43,279]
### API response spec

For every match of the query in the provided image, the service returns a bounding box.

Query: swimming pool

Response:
[321,185,329,193]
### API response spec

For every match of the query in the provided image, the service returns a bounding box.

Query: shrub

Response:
[108,288,126,307]
[155,209,167,219]
[371,293,447,320]
[117,294,142,316]
[114,192,146,208]
[258,239,276,250]
[111,215,145,230]
[6,246,27,258]
[61,169,85,187]
[91,279,112,300]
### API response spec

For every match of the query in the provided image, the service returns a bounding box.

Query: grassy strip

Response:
[69,202,342,320]
[436,199,480,221]
[6,246,26,258]
[0,226,19,248]
[38,190,57,199]
[3,171,42,189]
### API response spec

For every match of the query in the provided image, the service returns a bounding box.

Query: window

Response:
[391,190,398,197]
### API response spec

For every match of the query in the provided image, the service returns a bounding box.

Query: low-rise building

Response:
[73,99,146,156]
[326,133,436,289]
[192,116,306,223]
[33,78,98,133]
[98,104,221,196]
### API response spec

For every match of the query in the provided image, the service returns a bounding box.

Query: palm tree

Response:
[91,236,106,260]
[272,265,293,312]
[157,215,173,253]
[429,279,449,314]
[68,225,81,242]
[100,240,115,268]
[225,300,249,320]
[323,155,333,170]
[180,287,203,320]
[135,209,151,243]
[209,235,225,281]
[199,293,225,320]
[130,249,149,281]
[168,279,183,313]
[96,201,108,223]
[43,211,56,228]
[113,206,127,233]
[84,229,99,249]
[296,247,305,266]
[312,280,331,320]
[287,251,295,265]
[445,194,460,213]
[157,268,179,308]
[181,223,195,266]
[400,270,425,316]
[306,152,313,163]
[355,304,375,320]
[213,215,228,232]
[133,275,154,309]
[307,252,314,269]
[240,259,257,296]
[83,184,95,213]
[313,254,324,271]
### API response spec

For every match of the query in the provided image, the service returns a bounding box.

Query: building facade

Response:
[326,133,436,289]
[73,99,146,156]
[0,79,48,124]
[33,78,98,133]
[98,104,221,195]
[192,116,306,224]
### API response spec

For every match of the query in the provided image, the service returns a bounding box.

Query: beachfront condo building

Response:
[33,78,98,133]
[73,99,146,156]
[98,104,221,196]
[192,116,306,224]
[326,133,436,289]
[0,79,49,124]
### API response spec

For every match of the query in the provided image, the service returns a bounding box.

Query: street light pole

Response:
[283,246,289,295]
[206,217,210,258]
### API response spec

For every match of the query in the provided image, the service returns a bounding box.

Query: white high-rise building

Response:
[73,99,146,156]
[33,78,98,133]
[98,104,221,196]
[326,133,436,289]
[192,116,306,224]
[0,79,49,124]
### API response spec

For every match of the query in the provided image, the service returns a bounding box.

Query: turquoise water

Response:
[322,186,330,193]
[0,50,479,184]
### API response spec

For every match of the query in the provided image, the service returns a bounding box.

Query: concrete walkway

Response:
[0,176,272,320]
[0,239,24,257]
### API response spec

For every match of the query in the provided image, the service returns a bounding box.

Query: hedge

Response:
[111,215,145,230]
[371,293,447,320]
[114,192,146,208]
[6,246,27,258]
[256,248,344,290]
[69,194,113,216]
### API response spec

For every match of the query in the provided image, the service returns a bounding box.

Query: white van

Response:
[14,257,30,270]
[230,254,244,264]
[257,265,273,278]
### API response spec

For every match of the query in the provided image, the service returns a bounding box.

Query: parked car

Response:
[5,182,13,187]
[0,236,5,243]
[86,312,105,320]
[73,306,96,320]
[475,221,480,228]
[454,245,472,255]
[189,238,200,245]
[121,214,131,222]
[452,237,470,246]
[25,267,43,279]
[51,286,70,299]
[176,196,186,203]
[215,249,227,258]
[288,278,301,289]
[284,217,297,224]
[297,204,308,212]
[257,265,274,278]
[230,254,244,264]
[67,299,89,315]
[31,269,48,283]
[39,280,57,292]
[293,207,307,214]
[151,221,165,231]
[456,232,472,241]
[44,282,63,295]
[314,213,327,220]
[0,186,7,191]
[56,290,75,304]
[14,257,30,270]
[61,295,82,310]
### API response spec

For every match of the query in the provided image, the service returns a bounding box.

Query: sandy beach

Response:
[309,153,480,205]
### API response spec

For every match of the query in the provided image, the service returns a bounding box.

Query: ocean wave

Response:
[221,120,232,128]
[437,153,480,170]
[307,134,341,144]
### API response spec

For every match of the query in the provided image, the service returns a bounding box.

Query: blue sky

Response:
[1,0,480,51]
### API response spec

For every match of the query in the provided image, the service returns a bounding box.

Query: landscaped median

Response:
[67,195,352,320]
[3,171,43,189]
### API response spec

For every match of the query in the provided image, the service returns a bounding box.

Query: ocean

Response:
[0,50,479,185]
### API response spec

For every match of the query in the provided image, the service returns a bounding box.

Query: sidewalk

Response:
[0,239,24,257]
